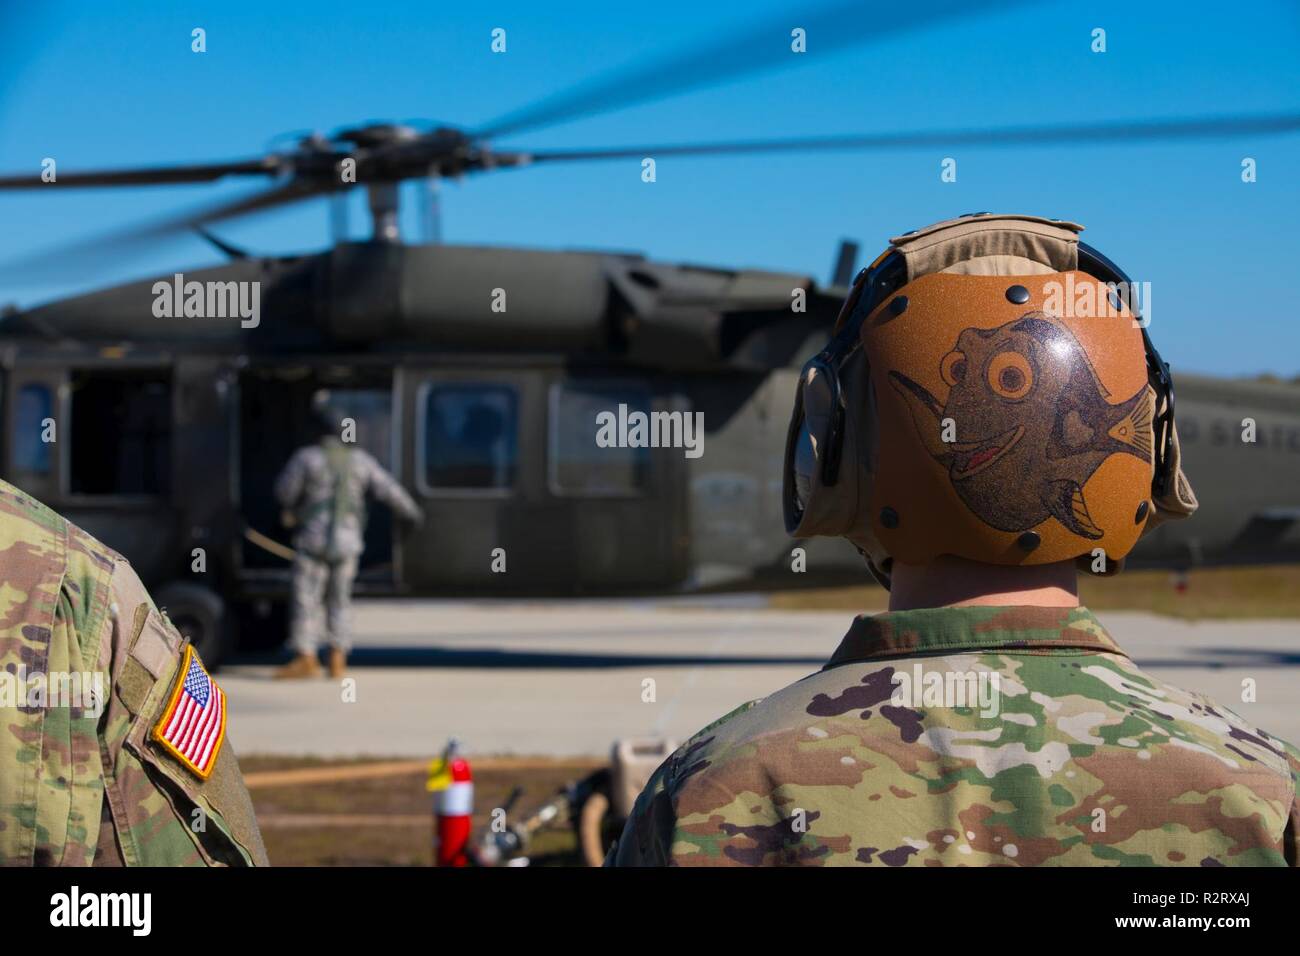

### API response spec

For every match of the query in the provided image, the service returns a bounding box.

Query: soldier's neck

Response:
[887,556,1079,612]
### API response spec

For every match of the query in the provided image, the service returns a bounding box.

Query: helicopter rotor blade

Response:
[0,157,284,190]
[0,179,331,282]
[473,0,1045,140]
[518,112,1300,163]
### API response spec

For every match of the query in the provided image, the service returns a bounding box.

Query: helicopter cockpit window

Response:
[69,370,171,496]
[13,383,53,475]
[421,384,519,491]
[549,382,651,497]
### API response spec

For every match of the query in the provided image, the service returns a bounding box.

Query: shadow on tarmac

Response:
[235,646,829,669]
[232,646,1300,670]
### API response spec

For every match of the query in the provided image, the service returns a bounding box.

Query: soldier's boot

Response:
[328,647,347,679]
[274,653,323,680]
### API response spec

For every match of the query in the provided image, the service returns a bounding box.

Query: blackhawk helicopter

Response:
[2,5,1298,665]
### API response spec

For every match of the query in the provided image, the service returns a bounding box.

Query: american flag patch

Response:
[152,645,227,779]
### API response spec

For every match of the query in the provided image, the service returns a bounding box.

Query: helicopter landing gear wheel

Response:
[577,788,615,867]
[154,582,230,670]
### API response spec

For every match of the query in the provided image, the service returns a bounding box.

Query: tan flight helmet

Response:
[782,213,1198,589]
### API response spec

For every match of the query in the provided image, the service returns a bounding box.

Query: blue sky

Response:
[1,0,1297,376]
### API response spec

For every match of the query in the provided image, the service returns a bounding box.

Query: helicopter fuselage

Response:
[2,242,1298,664]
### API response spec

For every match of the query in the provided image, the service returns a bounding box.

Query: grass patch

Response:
[766,564,1300,619]
[242,755,599,866]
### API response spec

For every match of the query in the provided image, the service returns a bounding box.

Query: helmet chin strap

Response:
[864,552,892,591]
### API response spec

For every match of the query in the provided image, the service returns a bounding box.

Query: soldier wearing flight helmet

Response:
[608,214,1300,867]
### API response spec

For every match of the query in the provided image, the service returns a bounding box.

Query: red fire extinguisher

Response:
[429,739,474,866]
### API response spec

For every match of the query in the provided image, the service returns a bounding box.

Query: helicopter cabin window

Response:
[69,370,171,496]
[549,382,651,496]
[13,383,53,475]
[421,384,519,491]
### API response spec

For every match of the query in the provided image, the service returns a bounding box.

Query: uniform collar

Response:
[825,605,1128,668]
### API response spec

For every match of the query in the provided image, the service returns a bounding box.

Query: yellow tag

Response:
[426,758,452,792]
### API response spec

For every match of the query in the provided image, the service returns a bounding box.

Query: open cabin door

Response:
[237,365,399,592]
[399,365,689,594]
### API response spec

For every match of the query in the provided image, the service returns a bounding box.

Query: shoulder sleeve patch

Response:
[152,645,228,780]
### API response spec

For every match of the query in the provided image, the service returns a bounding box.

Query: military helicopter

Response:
[2,8,1299,666]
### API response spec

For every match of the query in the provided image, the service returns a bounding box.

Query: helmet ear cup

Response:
[784,362,841,531]
[783,249,901,582]
[1144,415,1199,530]
[1076,241,1197,531]
[782,347,887,569]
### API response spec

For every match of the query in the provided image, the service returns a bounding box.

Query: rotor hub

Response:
[333,123,422,149]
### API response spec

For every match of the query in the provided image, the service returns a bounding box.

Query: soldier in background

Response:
[607,214,1300,867]
[0,478,268,866]
[273,390,424,680]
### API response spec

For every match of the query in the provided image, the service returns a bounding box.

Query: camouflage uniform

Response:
[0,479,268,866]
[607,606,1300,866]
[274,436,422,654]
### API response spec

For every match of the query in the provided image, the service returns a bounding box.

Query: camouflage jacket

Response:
[0,479,268,866]
[607,605,1300,866]
[274,437,423,561]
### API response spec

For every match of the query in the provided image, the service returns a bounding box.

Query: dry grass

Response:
[1079,565,1300,619]
[766,564,1300,619]
[240,755,600,866]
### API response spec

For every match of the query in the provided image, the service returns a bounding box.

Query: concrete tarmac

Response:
[220,598,1300,758]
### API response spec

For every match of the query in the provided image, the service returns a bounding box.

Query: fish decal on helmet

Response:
[887,312,1153,539]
